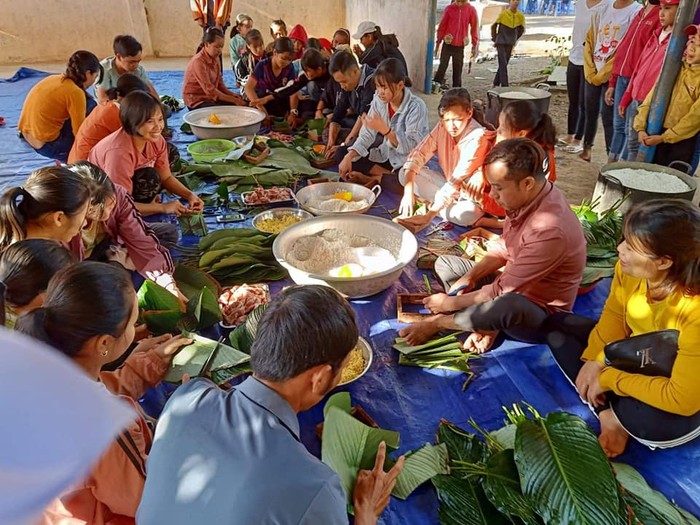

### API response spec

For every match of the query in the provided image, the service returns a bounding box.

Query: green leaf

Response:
[164,332,250,383]
[515,412,623,525]
[432,474,510,525]
[173,264,220,300]
[482,449,542,525]
[228,323,254,354]
[245,303,269,338]
[679,508,700,525]
[210,362,252,385]
[186,287,221,329]
[142,309,183,335]
[257,147,321,176]
[138,280,182,312]
[437,420,489,466]
[323,392,352,418]
[613,463,686,525]
[180,122,192,133]
[489,424,516,450]
[392,443,449,500]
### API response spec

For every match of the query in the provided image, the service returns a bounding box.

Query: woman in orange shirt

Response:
[17,262,191,525]
[18,51,102,162]
[68,73,147,163]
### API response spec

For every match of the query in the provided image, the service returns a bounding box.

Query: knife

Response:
[199,336,226,378]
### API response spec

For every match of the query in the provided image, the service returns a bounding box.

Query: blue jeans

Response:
[608,76,630,159]
[33,93,97,162]
[624,100,640,161]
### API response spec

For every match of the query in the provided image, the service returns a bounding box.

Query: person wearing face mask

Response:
[137,285,405,525]
[0,166,91,250]
[18,51,102,162]
[399,139,586,355]
[95,35,160,104]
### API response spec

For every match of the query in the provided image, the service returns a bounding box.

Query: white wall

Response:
[345,0,432,92]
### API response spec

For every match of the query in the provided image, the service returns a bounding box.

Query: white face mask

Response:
[334,44,351,51]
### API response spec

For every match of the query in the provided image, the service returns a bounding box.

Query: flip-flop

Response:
[564,144,584,154]
[556,137,570,146]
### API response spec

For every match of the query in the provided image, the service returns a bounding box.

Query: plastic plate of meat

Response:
[218,283,271,329]
[240,187,296,207]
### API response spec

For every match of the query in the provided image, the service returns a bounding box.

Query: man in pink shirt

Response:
[400,138,586,353]
[433,0,479,89]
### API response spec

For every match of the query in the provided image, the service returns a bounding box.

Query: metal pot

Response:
[272,215,418,298]
[182,107,266,140]
[593,161,697,215]
[485,85,552,127]
[295,182,382,215]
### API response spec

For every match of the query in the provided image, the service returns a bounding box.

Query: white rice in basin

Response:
[605,168,689,194]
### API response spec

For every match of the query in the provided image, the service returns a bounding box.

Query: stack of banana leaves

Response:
[572,197,624,288]
[177,229,287,286]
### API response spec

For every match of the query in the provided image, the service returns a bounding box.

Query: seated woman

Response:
[244,37,296,118]
[95,35,160,104]
[352,22,408,74]
[68,161,183,299]
[0,166,90,249]
[88,91,203,224]
[18,51,101,162]
[545,200,700,457]
[235,29,265,88]
[68,73,147,163]
[0,239,74,328]
[397,88,502,232]
[182,27,245,110]
[17,262,190,525]
[332,28,351,52]
[337,58,429,188]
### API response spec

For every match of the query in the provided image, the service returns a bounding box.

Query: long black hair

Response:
[64,50,103,87]
[500,100,556,149]
[68,161,117,221]
[104,73,148,101]
[438,87,489,129]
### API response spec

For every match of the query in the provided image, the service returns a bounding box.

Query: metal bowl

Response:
[252,208,313,234]
[338,337,373,386]
[272,214,418,298]
[183,107,266,140]
[295,182,382,215]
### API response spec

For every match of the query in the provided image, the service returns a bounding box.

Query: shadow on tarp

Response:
[3,69,698,522]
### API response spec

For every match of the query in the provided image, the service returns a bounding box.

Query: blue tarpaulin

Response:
[2,69,699,522]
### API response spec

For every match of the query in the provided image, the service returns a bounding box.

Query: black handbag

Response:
[603,329,679,378]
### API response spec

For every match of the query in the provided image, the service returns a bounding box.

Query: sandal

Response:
[564,144,584,154]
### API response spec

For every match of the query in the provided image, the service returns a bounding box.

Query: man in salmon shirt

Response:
[433,0,479,89]
[400,138,586,354]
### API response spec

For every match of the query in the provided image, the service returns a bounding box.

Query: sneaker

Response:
[564,144,584,154]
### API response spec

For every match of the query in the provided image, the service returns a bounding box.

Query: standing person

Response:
[604,0,661,162]
[400,138,586,353]
[190,0,232,34]
[17,262,191,525]
[137,285,404,525]
[618,0,677,162]
[544,200,700,458]
[229,14,254,81]
[68,73,147,163]
[351,22,409,76]
[491,0,526,88]
[433,0,480,90]
[244,37,296,117]
[580,0,642,161]
[634,37,700,167]
[562,0,609,152]
[95,35,160,104]
[235,29,266,90]
[0,166,90,250]
[18,51,101,162]
[183,28,245,109]
[337,58,430,188]
[397,87,500,232]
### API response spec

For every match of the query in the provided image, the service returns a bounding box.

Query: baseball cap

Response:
[352,21,378,40]
[685,24,700,36]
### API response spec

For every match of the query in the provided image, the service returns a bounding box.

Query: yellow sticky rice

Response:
[256,215,302,234]
[340,348,366,383]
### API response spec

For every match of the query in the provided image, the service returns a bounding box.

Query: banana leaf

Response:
[184,287,221,330]
[679,509,700,525]
[210,362,252,384]
[173,264,221,300]
[392,443,449,500]
[209,162,275,178]
[432,474,509,525]
[489,424,516,450]
[256,147,322,176]
[515,412,624,525]
[437,420,489,467]
[138,280,182,312]
[581,266,616,287]
[613,463,687,525]
[198,228,264,250]
[142,309,183,335]
[228,323,254,353]
[164,332,250,383]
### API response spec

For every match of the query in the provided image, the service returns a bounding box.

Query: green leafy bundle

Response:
[164,332,250,384]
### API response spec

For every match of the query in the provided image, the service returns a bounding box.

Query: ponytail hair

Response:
[0,166,91,249]
[15,262,135,358]
[483,138,548,183]
[67,161,116,220]
[500,100,557,149]
[0,240,74,327]
[202,27,225,45]
[374,57,411,90]
[104,72,147,101]
[64,50,103,87]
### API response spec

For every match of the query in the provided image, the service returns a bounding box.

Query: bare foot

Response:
[463,330,498,354]
[399,317,442,346]
[598,409,629,458]
[579,148,592,162]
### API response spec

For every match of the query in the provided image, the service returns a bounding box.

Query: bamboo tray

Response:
[397,293,432,323]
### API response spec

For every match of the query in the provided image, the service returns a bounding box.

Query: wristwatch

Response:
[290,108,299,116]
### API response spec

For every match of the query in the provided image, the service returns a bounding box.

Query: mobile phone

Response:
[216,213,246,223]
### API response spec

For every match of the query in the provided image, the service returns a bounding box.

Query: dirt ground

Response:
[417,53,605,206]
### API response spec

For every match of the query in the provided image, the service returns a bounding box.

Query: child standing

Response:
[434,0,479,89]
[634,36,700,167]
[229,14,253,79]
[491,0,526,87]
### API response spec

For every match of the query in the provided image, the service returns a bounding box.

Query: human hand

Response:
[604,87,614,107]
[324,144,339,159]
[353,441,405,524]
[361,112,389,135]
[149,334,193,359]
[162,200,188,216]
[347,171,381,188]
[618,104,626,118]
[106,245,136,271]
[353,44,363,56]
[133,323,151,342]
[637,131,648,144]
[286,112,297,127]
[448,274,473,295]
[470,48,477,59]
[575,360,604,405]
[187,193,204,212]
[315,110,324,120]
[338,153,355,179]
[642,134,663,146]
[398,190,415,218]
[423,293,457,314]
[463,174,484,202]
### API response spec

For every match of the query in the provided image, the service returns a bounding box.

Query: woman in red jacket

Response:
[433,0,479,89]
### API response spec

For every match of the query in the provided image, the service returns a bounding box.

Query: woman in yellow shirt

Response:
[545,199,700,457]
[18,51,102,162]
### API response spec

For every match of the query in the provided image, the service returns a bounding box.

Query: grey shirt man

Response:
[137,377,348,524]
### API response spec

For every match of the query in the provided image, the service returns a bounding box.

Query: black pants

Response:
[188,100,238,111]
[583,80,613,151]
[334,145,393,174]
[264,97,291,118]
[566,62,585,139]
[434,44,465,88]
[543,312,700,445]
[131,168,178,246]
[434,255,548,343]
[493,45,514,87]
[653,133,698,168]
